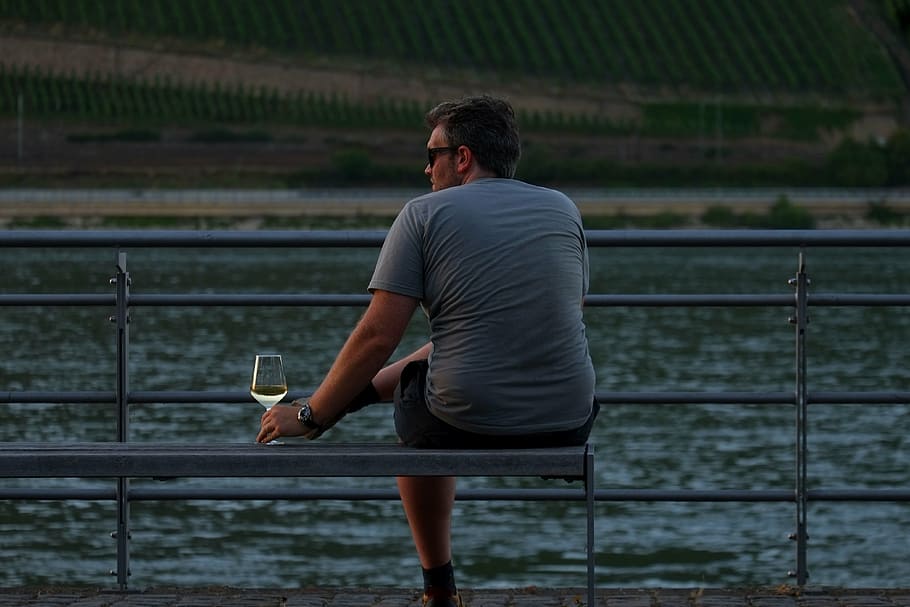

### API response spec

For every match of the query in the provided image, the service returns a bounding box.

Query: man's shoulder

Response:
[411,179,568,199]
[480,178,573,201]
[399,184,476,215]
[402,180,576,214]
[402,188,449,211]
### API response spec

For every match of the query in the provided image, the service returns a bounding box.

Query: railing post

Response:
[788,249,809,584]
[585,444,596,607]
[111,251,130,589]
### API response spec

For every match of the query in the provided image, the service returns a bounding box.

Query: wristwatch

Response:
[296,399,324,439]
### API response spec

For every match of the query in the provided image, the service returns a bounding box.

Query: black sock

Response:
[422,560,456,595]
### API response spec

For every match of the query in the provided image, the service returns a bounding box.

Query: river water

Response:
[0,241,908,589]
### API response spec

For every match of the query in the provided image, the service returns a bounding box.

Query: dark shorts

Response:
[393,360,599,449]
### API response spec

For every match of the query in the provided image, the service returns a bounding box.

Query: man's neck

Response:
[460,167,498,185]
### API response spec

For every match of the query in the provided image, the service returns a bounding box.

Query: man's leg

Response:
[397,475,456,568]
[392,349,461,604]
[387,343,453,567]
[373,342,432,400]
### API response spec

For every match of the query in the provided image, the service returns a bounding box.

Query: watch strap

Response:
[295,399,325,440]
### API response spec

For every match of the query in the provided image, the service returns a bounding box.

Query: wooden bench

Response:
[0,441,596,605]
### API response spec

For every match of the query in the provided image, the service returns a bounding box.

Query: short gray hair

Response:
[425,95,521,178]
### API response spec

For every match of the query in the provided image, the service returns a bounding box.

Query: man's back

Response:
[370,178,595,435]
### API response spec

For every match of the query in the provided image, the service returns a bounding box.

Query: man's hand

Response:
[257,403,305,443]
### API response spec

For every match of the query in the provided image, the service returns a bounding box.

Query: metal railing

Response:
[2,228,910,589]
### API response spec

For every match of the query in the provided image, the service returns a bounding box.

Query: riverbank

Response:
[1,187,908,229]
[2,585,909,606]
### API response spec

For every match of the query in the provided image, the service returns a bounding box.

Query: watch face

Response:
[298,402,318,427]
[296,402,322,439]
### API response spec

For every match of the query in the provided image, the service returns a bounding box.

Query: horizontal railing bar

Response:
[128,488,587,501]
[585,294,792,306]
[5,391,907,405]
[2,391,116,403]
[125,293,910,308]
[130,391,310,404]
[3,486,906,502]
[135,488,794,502]
[2,390,790,405]
[808,489,910,501]
[0,294,113,306]
[4,292,907,308]
[809,294,910,306]
[596,489,793,502]
[809,391,910,404]
[0,488,116,500]
[129,294,371,306]
[597,392,794,404]
[2,229,910,249]
[583,229,910,247]
[598,489,910,502]
[0,391,307,404]
[0,230,390,248]
[0,487,586,501]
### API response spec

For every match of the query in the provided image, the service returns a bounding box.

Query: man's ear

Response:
[454,145,472,173]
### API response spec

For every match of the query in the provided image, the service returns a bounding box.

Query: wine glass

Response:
[251,354,288,443]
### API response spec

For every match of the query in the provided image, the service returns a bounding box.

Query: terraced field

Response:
[0,0,907,188]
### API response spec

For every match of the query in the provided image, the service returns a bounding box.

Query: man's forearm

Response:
[307,289,417,427]
[372,342,433,400]
[308,322,398,425]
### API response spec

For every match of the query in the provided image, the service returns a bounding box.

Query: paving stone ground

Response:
[0,587,909,607]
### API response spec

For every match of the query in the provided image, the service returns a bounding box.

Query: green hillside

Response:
[0,0,908,188]
[2,0,906,96]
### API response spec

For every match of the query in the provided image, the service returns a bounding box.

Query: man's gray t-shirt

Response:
[369,178,595,435]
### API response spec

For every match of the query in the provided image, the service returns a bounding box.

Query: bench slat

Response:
[0,442,588,479]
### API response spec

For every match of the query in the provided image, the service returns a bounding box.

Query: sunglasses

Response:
[427,146,459,167]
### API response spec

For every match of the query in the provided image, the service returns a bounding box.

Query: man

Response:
[258,95,597,607]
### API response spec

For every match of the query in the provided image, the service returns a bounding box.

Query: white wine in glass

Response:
[250,354,288,410]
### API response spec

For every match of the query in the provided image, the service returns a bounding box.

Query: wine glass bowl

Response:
[250,354,288,410]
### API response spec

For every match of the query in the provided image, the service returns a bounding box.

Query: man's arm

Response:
[257,289,418,441]
[372,341,433,400]
[308,288,419,425]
